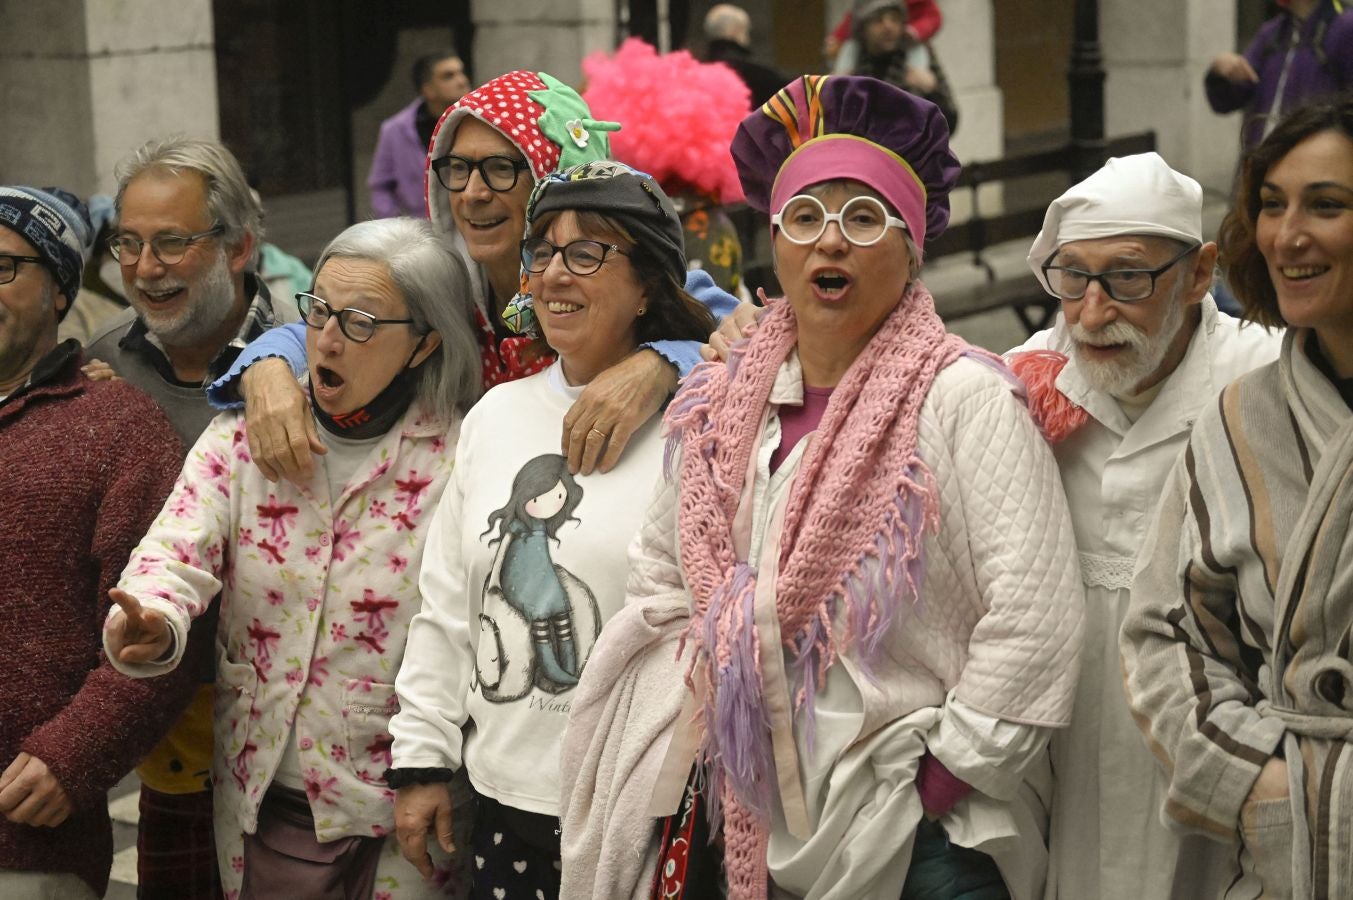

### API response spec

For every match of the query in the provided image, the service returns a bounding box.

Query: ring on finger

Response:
[588,427,609,440]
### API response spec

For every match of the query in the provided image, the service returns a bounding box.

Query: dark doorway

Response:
[213,0,472,261]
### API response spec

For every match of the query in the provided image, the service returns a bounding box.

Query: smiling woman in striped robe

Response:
[1123,96,1353,900]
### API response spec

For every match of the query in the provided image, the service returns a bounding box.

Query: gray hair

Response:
[904,233,921,280]
[314,218,481,421]
[114,137,265,253]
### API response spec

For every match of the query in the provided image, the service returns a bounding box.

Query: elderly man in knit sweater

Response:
[1005,153,1282,899]
[0,186,193,897]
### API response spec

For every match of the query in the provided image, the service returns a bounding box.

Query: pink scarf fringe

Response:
[664,281,999,898]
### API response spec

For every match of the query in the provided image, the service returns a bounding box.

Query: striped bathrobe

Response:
[1122,328,1353,900]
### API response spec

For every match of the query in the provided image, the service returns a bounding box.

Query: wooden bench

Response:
[923,131,1157,333]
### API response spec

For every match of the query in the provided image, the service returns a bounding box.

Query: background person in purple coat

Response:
[368,51,471,219]
[1206,0,1353,151]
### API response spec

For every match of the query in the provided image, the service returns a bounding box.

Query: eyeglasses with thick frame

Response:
[771,194,908,247]
[1041,243,1200,304]
[431,153,532,193]
[0,254,50,285]
[108,226,224,266]
[520,238,629,277]
[296,292,420,343]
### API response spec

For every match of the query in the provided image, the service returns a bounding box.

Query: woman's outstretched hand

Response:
[104,588,173,664]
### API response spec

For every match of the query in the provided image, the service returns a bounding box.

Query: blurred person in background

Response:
[825,0,941,75]
[848,0,958,133]
[56,193,129,346]
[701,4,788,109]
[368,51,472,219]
[1206,0,1353,152]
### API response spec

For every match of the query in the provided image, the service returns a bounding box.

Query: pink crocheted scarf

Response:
[664,281,978,898]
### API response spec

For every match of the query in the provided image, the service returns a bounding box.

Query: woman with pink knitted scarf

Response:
[557,76,1085,900]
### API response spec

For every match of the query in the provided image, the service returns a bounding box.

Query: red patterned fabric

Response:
[446,71,560,181]
[473,306,554,389]
[137,786,222,900]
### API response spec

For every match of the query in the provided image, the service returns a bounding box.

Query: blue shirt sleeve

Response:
[206,321,308,409]
[640,269,740,378]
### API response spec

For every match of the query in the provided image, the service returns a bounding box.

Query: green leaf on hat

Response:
[528,72,620,171]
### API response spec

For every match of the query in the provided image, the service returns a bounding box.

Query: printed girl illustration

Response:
[475,454,601,702]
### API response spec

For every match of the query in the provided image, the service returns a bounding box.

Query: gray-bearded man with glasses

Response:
[82,136,298,900]
[86,138,298,445]
[1004,152,1282,900]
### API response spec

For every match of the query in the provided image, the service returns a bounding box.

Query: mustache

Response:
[1068,320,1147,350]
[134,277,187,293]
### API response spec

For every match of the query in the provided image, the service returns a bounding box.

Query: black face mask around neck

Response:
[311,337,426,440]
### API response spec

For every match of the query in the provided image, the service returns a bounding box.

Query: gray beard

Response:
[136,248,239,348]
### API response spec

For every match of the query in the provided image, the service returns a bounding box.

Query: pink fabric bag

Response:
[240,786,382,900]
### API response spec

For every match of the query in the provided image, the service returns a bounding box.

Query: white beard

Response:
[1069,287,1187,399]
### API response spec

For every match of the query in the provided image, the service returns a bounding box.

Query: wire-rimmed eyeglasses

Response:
[107,226,224,266]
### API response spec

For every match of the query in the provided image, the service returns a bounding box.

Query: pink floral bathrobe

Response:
[107,405,464,900]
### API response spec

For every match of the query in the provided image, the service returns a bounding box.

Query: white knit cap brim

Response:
[1026,152,1204,296]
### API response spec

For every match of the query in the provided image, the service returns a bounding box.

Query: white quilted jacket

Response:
[613,352,1085,898]
[631,353,1085,729]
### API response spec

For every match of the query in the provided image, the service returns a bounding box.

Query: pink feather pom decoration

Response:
[582,38,750,205]
[1007,350,1089,443]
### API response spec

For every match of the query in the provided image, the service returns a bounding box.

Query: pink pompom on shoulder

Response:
[1007,350,1088,443]
[582,38,750,204]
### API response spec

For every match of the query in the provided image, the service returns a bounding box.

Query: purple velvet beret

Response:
[730,75,960,250]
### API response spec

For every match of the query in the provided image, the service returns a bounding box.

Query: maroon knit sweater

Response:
[0,342,197,894]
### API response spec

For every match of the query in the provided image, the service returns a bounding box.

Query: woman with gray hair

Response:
[101,216,480,899]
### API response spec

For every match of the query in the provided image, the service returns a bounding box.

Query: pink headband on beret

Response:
[769,134,930,249]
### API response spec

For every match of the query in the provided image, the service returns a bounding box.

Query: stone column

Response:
[933,0,1003,163]
[0,0,218,197]
[931,0,1004,219]
[472,0,615,85]
[1101,0,1239,193]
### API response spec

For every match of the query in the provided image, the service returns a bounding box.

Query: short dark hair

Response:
[1219,94,1353,328]
[411,52,461,92]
